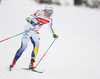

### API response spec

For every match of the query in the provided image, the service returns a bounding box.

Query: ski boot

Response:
[9,59,16,71]
[29,60,36,70]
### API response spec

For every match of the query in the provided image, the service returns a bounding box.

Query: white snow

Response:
[0,0,100,79]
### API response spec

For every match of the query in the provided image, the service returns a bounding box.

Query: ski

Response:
[22,68,44,73]
[9,66,13,71]
[9,67,12,71]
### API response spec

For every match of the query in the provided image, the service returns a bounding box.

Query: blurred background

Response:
[0,0,100,8]
[33,0,100,8]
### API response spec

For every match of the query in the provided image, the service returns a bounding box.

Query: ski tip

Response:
[42,70,44,73]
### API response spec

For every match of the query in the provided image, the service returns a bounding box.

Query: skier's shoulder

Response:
[33,10,43,16]
[35,10,44,13]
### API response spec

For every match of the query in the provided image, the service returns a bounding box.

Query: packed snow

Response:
[0,0,100,79]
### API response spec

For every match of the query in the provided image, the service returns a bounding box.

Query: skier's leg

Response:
[14,37,29,61]
[29,36,40,68]
[10,34,29,67]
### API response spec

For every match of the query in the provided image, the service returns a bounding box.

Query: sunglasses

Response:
[47,11,53,14]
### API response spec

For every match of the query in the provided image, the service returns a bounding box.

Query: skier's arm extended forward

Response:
[48,19,58,38]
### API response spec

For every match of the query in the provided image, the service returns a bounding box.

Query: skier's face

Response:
[45,10,53,17]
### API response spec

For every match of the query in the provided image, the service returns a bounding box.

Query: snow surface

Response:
[0,0,100,79]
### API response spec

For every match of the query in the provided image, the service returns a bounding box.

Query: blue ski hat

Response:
[45,5,53,10]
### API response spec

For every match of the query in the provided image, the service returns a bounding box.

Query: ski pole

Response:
[0,28,35,43]
[35,39,56,68]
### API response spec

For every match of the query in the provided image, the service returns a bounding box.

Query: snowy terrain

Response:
[0,0,100,79]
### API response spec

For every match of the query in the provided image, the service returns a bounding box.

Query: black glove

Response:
[53,34,58,38]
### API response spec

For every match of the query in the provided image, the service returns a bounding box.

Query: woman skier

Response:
[9,5,58,70]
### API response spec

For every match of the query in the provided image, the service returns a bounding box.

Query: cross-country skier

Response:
[9,5,58,70]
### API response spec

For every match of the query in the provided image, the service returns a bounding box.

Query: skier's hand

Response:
[53,34,58,38]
